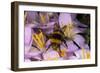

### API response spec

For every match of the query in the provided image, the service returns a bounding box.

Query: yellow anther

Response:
[40,13,46,24]
[81,47,85,59]
[32,32,45,50]
[86,51,90,59]
[63,23,75,40]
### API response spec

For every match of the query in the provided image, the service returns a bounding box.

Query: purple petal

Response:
[84,44,90,50]
[24,26,32,46]
[25,47,42,60]
[25,46,31,57]
[68,56,78,60]
[59,13,72,28]
[28,50,42,57]
[43,50,60,60]
[71,14,77,20]
[73,35,85,47]
[45,40,51,49]
[73,27,82,33]
[73,17,88,27]
[66,41,78,52]
[26,11,38,24]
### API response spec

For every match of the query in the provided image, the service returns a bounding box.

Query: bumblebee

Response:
[45,23,82,57]
[45,23,68,57]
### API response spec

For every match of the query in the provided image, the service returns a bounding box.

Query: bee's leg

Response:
[58,45,62,57]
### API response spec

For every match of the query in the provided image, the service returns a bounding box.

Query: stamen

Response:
[32,32,45,49]
[40,13,46,24]
[63,23,75,40]
[82,47,85,59]
[86,51,90,59]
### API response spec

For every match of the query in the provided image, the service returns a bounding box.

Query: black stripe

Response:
[32,44,40,51]
[73,40,81,49]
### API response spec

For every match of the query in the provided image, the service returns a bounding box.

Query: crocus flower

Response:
[24,25,42,61]
[58,13,90,53]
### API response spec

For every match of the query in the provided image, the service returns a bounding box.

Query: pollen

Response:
[63,23,75,40]
[60,49,67,57]
[32,31,45,49]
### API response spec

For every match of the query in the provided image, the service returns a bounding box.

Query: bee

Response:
[45,23,68,57]
[45,23,82,57]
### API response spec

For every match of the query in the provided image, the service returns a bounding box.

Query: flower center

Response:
[62,23,75,40]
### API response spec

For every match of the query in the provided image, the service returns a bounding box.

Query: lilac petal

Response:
[45,40,51,49]
[40,22,55,34]
[25,46,31,57]
[68,56,78,60]
[71,14,77,20]
[78,28,87,32]
[84,44,90,50]
[59,13,72,28]
[25,26,32,46]
[46,22,55,26]
[73,20,88,32]
[73,20,87,33]
[28,50,41,57]
[43,50,60,60]
[60,45,67,51]
[32,55,42,61]
[66,41,78,52]
[74,50,82,59]
[73,18,88,27]
[73,35,85,48]
[26,11,38,24]
[67,52,75,58]
[26,24,37,28]
[73,27,82,34]
[25,47,42,59]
